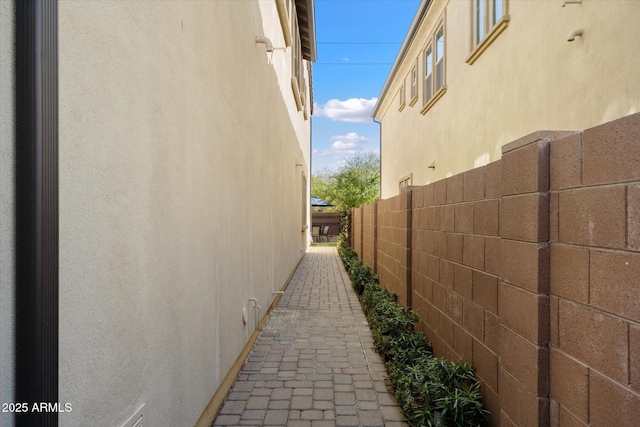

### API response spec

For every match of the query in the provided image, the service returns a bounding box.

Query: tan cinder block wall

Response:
[352,207,363,259]
[350,112,640,426]
[365,192,412,309]
[407,157,507,426]
[362,202,377,270]
[549,113,640,426]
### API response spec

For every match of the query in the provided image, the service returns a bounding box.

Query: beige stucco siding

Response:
[376,0,640,198]
[56,1,311,426]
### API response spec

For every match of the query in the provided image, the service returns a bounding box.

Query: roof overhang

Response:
[295,0,317,62]
[371,0,432,119]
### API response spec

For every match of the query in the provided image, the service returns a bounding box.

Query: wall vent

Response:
[121,404,145,427]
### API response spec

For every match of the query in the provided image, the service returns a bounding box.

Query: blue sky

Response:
[311,0,421,174]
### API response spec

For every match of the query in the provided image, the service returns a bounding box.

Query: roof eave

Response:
[296,0,317,62]
[371,0,432,119]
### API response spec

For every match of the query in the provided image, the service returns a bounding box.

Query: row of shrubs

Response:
[338,235,488,427]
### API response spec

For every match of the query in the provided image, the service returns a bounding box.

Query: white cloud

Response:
[329,132,369,151]
[314,132,376,158]
[312,143,379,172]
[313,97,378,123]
[331,140,358,150]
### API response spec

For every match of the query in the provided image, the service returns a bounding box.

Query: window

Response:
[476,0,485,44]
[424,45,433,103]
[421,19,446,114]
[399,81,406,111]
[291,6,305,111]
[409,63,418,106]
[467,0,509,64]
[475,0,506,45]
[266,0,311,116]
[435,27,445,93]
[493,0,504,26]
[399,174,413,191]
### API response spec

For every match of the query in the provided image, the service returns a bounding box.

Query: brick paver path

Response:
[213,246,408,427]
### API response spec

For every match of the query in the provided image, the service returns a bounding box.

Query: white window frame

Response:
[466,0,509,65]
[290,5,304,112]
[276,0,309,117]
[409,61,418,106]
[421,16,446,115]
[424,44,433,105]
[434,27,445,94]
[399,80,406,111]
[399,174,413,192]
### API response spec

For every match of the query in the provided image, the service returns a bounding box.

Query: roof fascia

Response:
[296,0,317,62]
[371,0,432,119]
[304,0,317,61]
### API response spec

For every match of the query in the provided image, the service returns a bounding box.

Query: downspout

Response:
[248,298,261,332]
[373,117,382,198]
[14,1,59,426]
[308,101,313,249]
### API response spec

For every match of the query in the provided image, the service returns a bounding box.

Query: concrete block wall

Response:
[352,207,363,258]
[376,192,412,307]
[351,112,640,426]
[363,202,377,270]
[549,113,640,427]
[409,156,505,426]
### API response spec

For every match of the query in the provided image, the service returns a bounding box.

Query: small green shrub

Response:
[349,261,374,294]
[337,231,489,427]
[362,281,396,315]
[391,357,487,426]
[380,331,432,368]
[339,236,378,295]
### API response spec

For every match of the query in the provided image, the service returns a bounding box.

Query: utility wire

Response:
[317,0,419,2]
[317,42,402,45]
[315,62,392,65]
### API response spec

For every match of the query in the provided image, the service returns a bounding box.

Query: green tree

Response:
[311,170,334,212]
[312,152,380,212]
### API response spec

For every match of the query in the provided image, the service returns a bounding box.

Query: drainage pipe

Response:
[14,1,59,425]
[248,298,260,332]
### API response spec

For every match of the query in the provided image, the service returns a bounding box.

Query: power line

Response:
[317,0,418,2]
[315,62,392,65]
[317,42,402,45]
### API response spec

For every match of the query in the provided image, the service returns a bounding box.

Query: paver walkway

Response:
[213,246,408,427]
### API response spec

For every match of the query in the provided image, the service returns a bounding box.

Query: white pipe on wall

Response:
[255,36,273,53]
[248,298,260,331]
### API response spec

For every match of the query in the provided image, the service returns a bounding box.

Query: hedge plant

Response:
[337,234,488,427]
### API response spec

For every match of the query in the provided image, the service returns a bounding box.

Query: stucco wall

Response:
[57,1,311,426]
[0,1,15,426]
[376,0,640,198]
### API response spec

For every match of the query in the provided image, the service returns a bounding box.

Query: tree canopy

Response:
[312,152,380,212]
